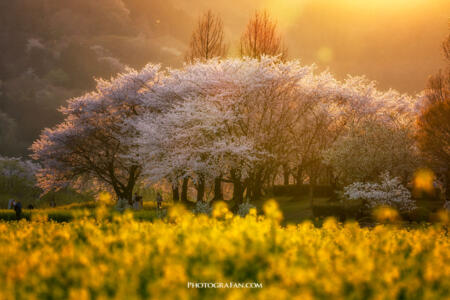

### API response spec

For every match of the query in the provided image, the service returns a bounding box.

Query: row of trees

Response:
[30,10,448,206]
[31,55,419,205]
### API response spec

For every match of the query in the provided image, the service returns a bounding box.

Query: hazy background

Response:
[0,0,449,156]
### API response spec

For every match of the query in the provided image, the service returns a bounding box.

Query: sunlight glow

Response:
[261,0,428,28]
[262,0,307,28]
[316,46,334,64]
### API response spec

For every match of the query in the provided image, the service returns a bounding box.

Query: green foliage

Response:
[0,157,40,206]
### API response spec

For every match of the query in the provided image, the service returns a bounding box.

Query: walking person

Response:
[8,198,14,209]
[156,192,163,210]
[14,199,22,220]
[132,193,141,210]
[139,194,144,208]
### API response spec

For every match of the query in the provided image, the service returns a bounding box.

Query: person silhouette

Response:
[8,198,14,209]
[156,192,163,210]
[14,200,22,220]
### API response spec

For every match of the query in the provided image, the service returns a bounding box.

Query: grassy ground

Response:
[254,195,445,225]
[0,190,93,209]
[0,190,446,225]
[252,196,324,224]
[0,194,320,224]
[0,199,171,222]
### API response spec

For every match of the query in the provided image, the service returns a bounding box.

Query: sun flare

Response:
[262,0,429,28]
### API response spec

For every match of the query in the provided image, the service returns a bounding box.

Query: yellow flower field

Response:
[0,202,449,300]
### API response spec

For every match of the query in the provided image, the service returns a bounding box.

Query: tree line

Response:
[29,10,450,206]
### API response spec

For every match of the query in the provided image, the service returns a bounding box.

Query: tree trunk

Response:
[181,177,189,204]
[250,172,263,201]
[112,181,135,206]
[254,179,263,201]
[233,180,244,205]
[309,176,316,208]
[196,175,205,202]
[116,185,134,206]
[445,171,450,203]
[329,170,339,201]
[213,176,223,201]
[126,165,138,205]
[126,189,134,206]
[296,166,303,186]
[283,165,290,185]
[231,170,245,206]
[172,182,180,202]
[233,179,244,205]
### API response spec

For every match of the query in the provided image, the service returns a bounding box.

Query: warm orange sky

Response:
[167,0,449,94]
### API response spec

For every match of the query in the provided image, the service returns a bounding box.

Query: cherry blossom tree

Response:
[323,119,418,185]
[32,54,420,208]
[131,57,332,204]
[131,58,274,203]
[132,95,262,202]
[343,172,416,213]
[320,75,419,185]
[129,56,420,206]
[31,64,163,203]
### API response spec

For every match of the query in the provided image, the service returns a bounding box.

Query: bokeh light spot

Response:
[316,46,334,64]
[413,168,435,194]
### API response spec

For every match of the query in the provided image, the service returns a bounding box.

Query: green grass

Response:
[0,189,94,209]
[252,196,314,224]
[0,190,445,225]
[253,195,445,225]
[0,204,161,222]
[0,209,74,222]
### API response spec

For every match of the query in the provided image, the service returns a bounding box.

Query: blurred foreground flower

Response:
[0,205,449,299]
[263,199,283,223]
[97,191,113,205]
[212,201,230,219]
[435,209,449,224]
[373,206,400,223]
[168,204,188,223]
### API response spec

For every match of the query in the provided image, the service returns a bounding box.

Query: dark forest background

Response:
[0,0,196,156]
